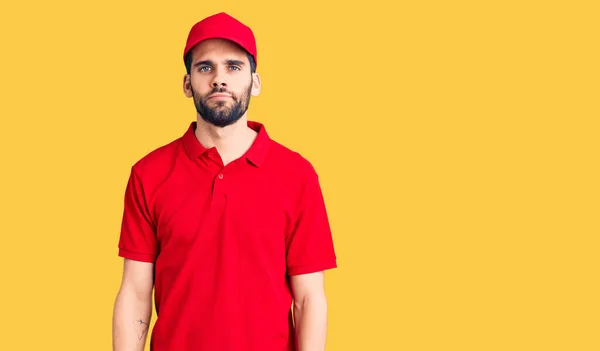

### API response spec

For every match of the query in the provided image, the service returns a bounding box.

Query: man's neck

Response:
[194,115,258,166]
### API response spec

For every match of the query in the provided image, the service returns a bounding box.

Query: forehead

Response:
[190,38,248,63]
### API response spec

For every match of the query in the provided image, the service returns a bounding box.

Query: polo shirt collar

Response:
[182,120,270,167]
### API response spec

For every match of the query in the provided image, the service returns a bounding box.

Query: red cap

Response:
[183,12,257,67]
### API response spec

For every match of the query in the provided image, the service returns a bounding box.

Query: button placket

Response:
[211,158,243,197]
[211,168,226,199]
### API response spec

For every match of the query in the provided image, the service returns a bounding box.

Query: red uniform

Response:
[118,120,337,350]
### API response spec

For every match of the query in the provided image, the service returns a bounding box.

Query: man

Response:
[112,12,338,351]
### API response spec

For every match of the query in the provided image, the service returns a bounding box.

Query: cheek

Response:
[189,74,211,90]
[190,82,210,97]
[231,78,253,94]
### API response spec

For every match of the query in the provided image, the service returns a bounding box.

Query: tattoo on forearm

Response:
[133,319,150,341]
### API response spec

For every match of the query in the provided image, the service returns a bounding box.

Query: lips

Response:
[208,93,232,100]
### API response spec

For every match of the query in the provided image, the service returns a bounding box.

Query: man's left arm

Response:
[290,271,329,351]
[286,164,338,350]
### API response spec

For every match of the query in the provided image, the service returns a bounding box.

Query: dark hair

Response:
[185,50,256,75]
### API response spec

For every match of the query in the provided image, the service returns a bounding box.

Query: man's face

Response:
[184,38,259,128]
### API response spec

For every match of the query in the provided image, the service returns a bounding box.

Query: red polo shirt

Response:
[117,120,337,351]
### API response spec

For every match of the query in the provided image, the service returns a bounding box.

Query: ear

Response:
[183,74,193,98]
[251,72,261,97]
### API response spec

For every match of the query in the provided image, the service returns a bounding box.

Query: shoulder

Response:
[127,135,184,191]
[266,138,319,180]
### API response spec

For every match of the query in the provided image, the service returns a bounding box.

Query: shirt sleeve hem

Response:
[118,248,157,263]
[287,259,337,276]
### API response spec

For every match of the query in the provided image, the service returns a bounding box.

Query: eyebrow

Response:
[225,59,245,66]
[193,59,246,68]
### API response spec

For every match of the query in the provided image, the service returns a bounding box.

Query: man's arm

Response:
[290,271,329,351]
[112,258,155,351]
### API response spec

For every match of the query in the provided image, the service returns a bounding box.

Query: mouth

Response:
[208,93,232,100]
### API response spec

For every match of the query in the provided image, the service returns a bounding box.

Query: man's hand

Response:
[290,271,329,351]
[112,258,154,351]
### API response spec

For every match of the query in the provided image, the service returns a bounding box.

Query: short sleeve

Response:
[117,167,158,263]
[286,168,337,276]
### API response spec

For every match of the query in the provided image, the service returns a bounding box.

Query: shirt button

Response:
[218,174,224,179]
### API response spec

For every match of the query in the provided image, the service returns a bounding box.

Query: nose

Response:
[212,79,226,88]
[211,71,227,88]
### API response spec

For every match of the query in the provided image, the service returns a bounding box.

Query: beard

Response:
[192,80,253,128]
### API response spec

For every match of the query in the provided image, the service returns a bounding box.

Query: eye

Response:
[229,66,241,71]
[198,66,211,72]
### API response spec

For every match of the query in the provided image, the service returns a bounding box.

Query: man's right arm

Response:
[112,258,155,351]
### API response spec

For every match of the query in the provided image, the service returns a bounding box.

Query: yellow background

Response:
[0,0,598,350]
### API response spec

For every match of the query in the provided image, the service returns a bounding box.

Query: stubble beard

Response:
[192,81,253,128]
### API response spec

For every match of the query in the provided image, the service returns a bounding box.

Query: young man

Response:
[112,12,338,351]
